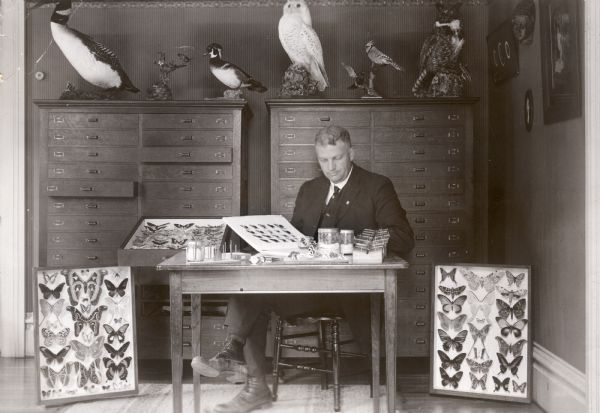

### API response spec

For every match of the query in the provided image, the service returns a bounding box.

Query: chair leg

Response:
[271,317,284,401]
[331,320,341,412]
[318,320,329,390]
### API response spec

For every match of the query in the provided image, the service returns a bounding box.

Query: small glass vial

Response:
[186,241,198,262]
[340,229,354,254]
[318,228,340,255]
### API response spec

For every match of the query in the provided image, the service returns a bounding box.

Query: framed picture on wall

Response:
[34,266,138,406]
[540,0,581,124]
[430,264,532,403]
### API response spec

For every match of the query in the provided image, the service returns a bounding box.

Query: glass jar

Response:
[340,229,354,254]
[317,228,340,255]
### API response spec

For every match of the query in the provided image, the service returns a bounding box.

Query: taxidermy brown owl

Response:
[512,0,536,45]
[278,0,329,91]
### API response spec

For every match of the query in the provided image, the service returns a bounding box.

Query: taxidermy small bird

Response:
[278,0,329,91]
[340,62,367,91]
[365,40,404,72]
[204,43,267,98]
[32,0,139,93]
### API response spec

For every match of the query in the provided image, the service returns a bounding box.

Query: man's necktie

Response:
[320,186,342,228]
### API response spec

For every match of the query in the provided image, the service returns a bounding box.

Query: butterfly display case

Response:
[34,266,137,406]
[430,264,531,403]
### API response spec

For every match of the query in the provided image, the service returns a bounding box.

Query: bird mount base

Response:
[59,82,123,100]
[279,64,319,97]
[361,70,382,98]
[147,80,173,100]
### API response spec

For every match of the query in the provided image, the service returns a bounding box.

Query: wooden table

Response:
[157,252,409,413]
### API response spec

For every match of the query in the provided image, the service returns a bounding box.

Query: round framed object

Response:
[524,89,534,132]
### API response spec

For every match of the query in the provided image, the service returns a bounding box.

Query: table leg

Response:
[191,294,202,413]
[370,293,381,413]
[170,272,183,413]
[384,270,397,413]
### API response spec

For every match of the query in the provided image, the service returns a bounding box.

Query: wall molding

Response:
[532,343,586,413]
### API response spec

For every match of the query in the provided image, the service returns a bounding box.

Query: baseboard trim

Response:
[532,343,586,413]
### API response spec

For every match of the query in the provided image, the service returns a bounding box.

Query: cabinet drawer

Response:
[278,180,304,198]
[46,180,135,198]
[142,113,232,129]
[49,147,138,163]
[397,334,430,356]
[278,198,297,215]
[373,127,464,144]
[407,264,432,281]
[47,216,138,232]
[278,111,370,127]
[47,198,138,215]
[279,128,370,145]
[48,232,127,249]
[399,196,464,211]
[407,212,468,229]
[409,246,471,263]
[48,113,138,129]
[141,147,232,163]
[373,107,464,126]
[278,163,321,179]
[373,162,463,178]
[142,182,233,199]
[47,249,118,266]
[142,164,233,181]
[143,130,232,146]
[414,229,467,245]
[142,199,232,216]
[397,283,430,299]
[374,144,463,162]
[278,145,369,162]
[393,179,464,195]
[48,130,138,146]
[48,163,138,180]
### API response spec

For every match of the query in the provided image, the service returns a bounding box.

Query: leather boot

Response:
[212,375,273,413]
[191,335,246,380]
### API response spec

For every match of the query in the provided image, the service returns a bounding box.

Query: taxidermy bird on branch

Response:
[278,0,329,96]
[365,40,404,72]
[204,43,267,99]
[31,0,139,97]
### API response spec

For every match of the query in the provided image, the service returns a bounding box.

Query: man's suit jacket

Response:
[291,164,415,257]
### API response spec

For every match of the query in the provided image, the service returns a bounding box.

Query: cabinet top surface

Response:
[34,99,248,109]
[266,97,479,108]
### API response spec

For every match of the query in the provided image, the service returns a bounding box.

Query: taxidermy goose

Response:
[204,43,267,93]
[32,0,139,93]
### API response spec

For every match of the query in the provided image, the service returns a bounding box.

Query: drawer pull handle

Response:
[182,204,193,209]
[86,238,98,243]
[215,186,226,192]
[88,152,99,157]
[52,236,62,243]
[180,135,194,141]
[448,166,460,173]
[87,220,98,226]
[448,114,460,121]
[53,254,63,260]
[212,323,225,330]
[53,220,64,226]
[87,169,99,174]
[285,133,296,140]
[448,234,461,241]
[213,340,225,346]
[448,217,460,224]
[416,270,426,276]
[285,202,295,208]
[413,150,426,155]
[52,116,65,124]
[448,148,460,155]
[448,251,458,258]
[87,256,99,261]
[415,235,427,241]
[53,202,65,209]
[414,218,426,224]
[284,150,296,156]
[47,185,58,192]
[182,170,194,175]
[182,325,191,330]
[53,168,64,174]
[448,183,460,190]
[415,304,426,310]
[416,252,426,258]
[284,116,296,122]
[415,338,427,344]
[80,187,94,192]
[215,135,228,142]
[414,201,426,207]
[412,115,425,121]
[85,135,99,140]
[178,152,192,158]
[180,119,194,124]
[53,135,64,140]
[180,187,193,192]
[413,132,425,138]
[413,167,426,173]
[320,116,331,122]
[415,321,426,327]
[214,152,226,158]
[215,169,225,175]
[182,342,192,347]
[53,151,64,158]
[448,200,459,207]
[414,184,426,190]
[415,287,426,293]
[214,203,225,210]
[448,130,460,138]
[87,117,99,123]
[215,118,228,125]
[285,167,296,174]
[85,203,98,209]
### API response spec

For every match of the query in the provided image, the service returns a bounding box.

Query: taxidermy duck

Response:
[32,0,139,93]
[204,43,267,98]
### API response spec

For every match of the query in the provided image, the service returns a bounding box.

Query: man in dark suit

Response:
[193,125,414,413]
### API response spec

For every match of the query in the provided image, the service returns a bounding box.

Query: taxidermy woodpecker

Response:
[204,43,267,93]
[32,0,139,93]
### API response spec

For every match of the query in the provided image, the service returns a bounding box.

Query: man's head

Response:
[314,125,354,184]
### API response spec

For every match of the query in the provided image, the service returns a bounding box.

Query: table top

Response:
[156,251,409,271]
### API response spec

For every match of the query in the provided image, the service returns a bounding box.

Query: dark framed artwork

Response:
[430,264,532,403]
[487,18,520,84]
[524,89,534,132]
[539,0,581,124]
[34,266,138,406]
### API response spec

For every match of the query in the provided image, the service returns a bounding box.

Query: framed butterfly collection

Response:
[34,266,138,405]
[430,264,531,403]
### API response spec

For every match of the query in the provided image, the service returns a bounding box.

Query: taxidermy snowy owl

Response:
[278,0,329,91]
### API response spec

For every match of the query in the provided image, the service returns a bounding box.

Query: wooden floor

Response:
[0,357,547,413]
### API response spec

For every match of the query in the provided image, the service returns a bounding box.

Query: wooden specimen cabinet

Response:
[34,100,247,359]
[267,98,477,356]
